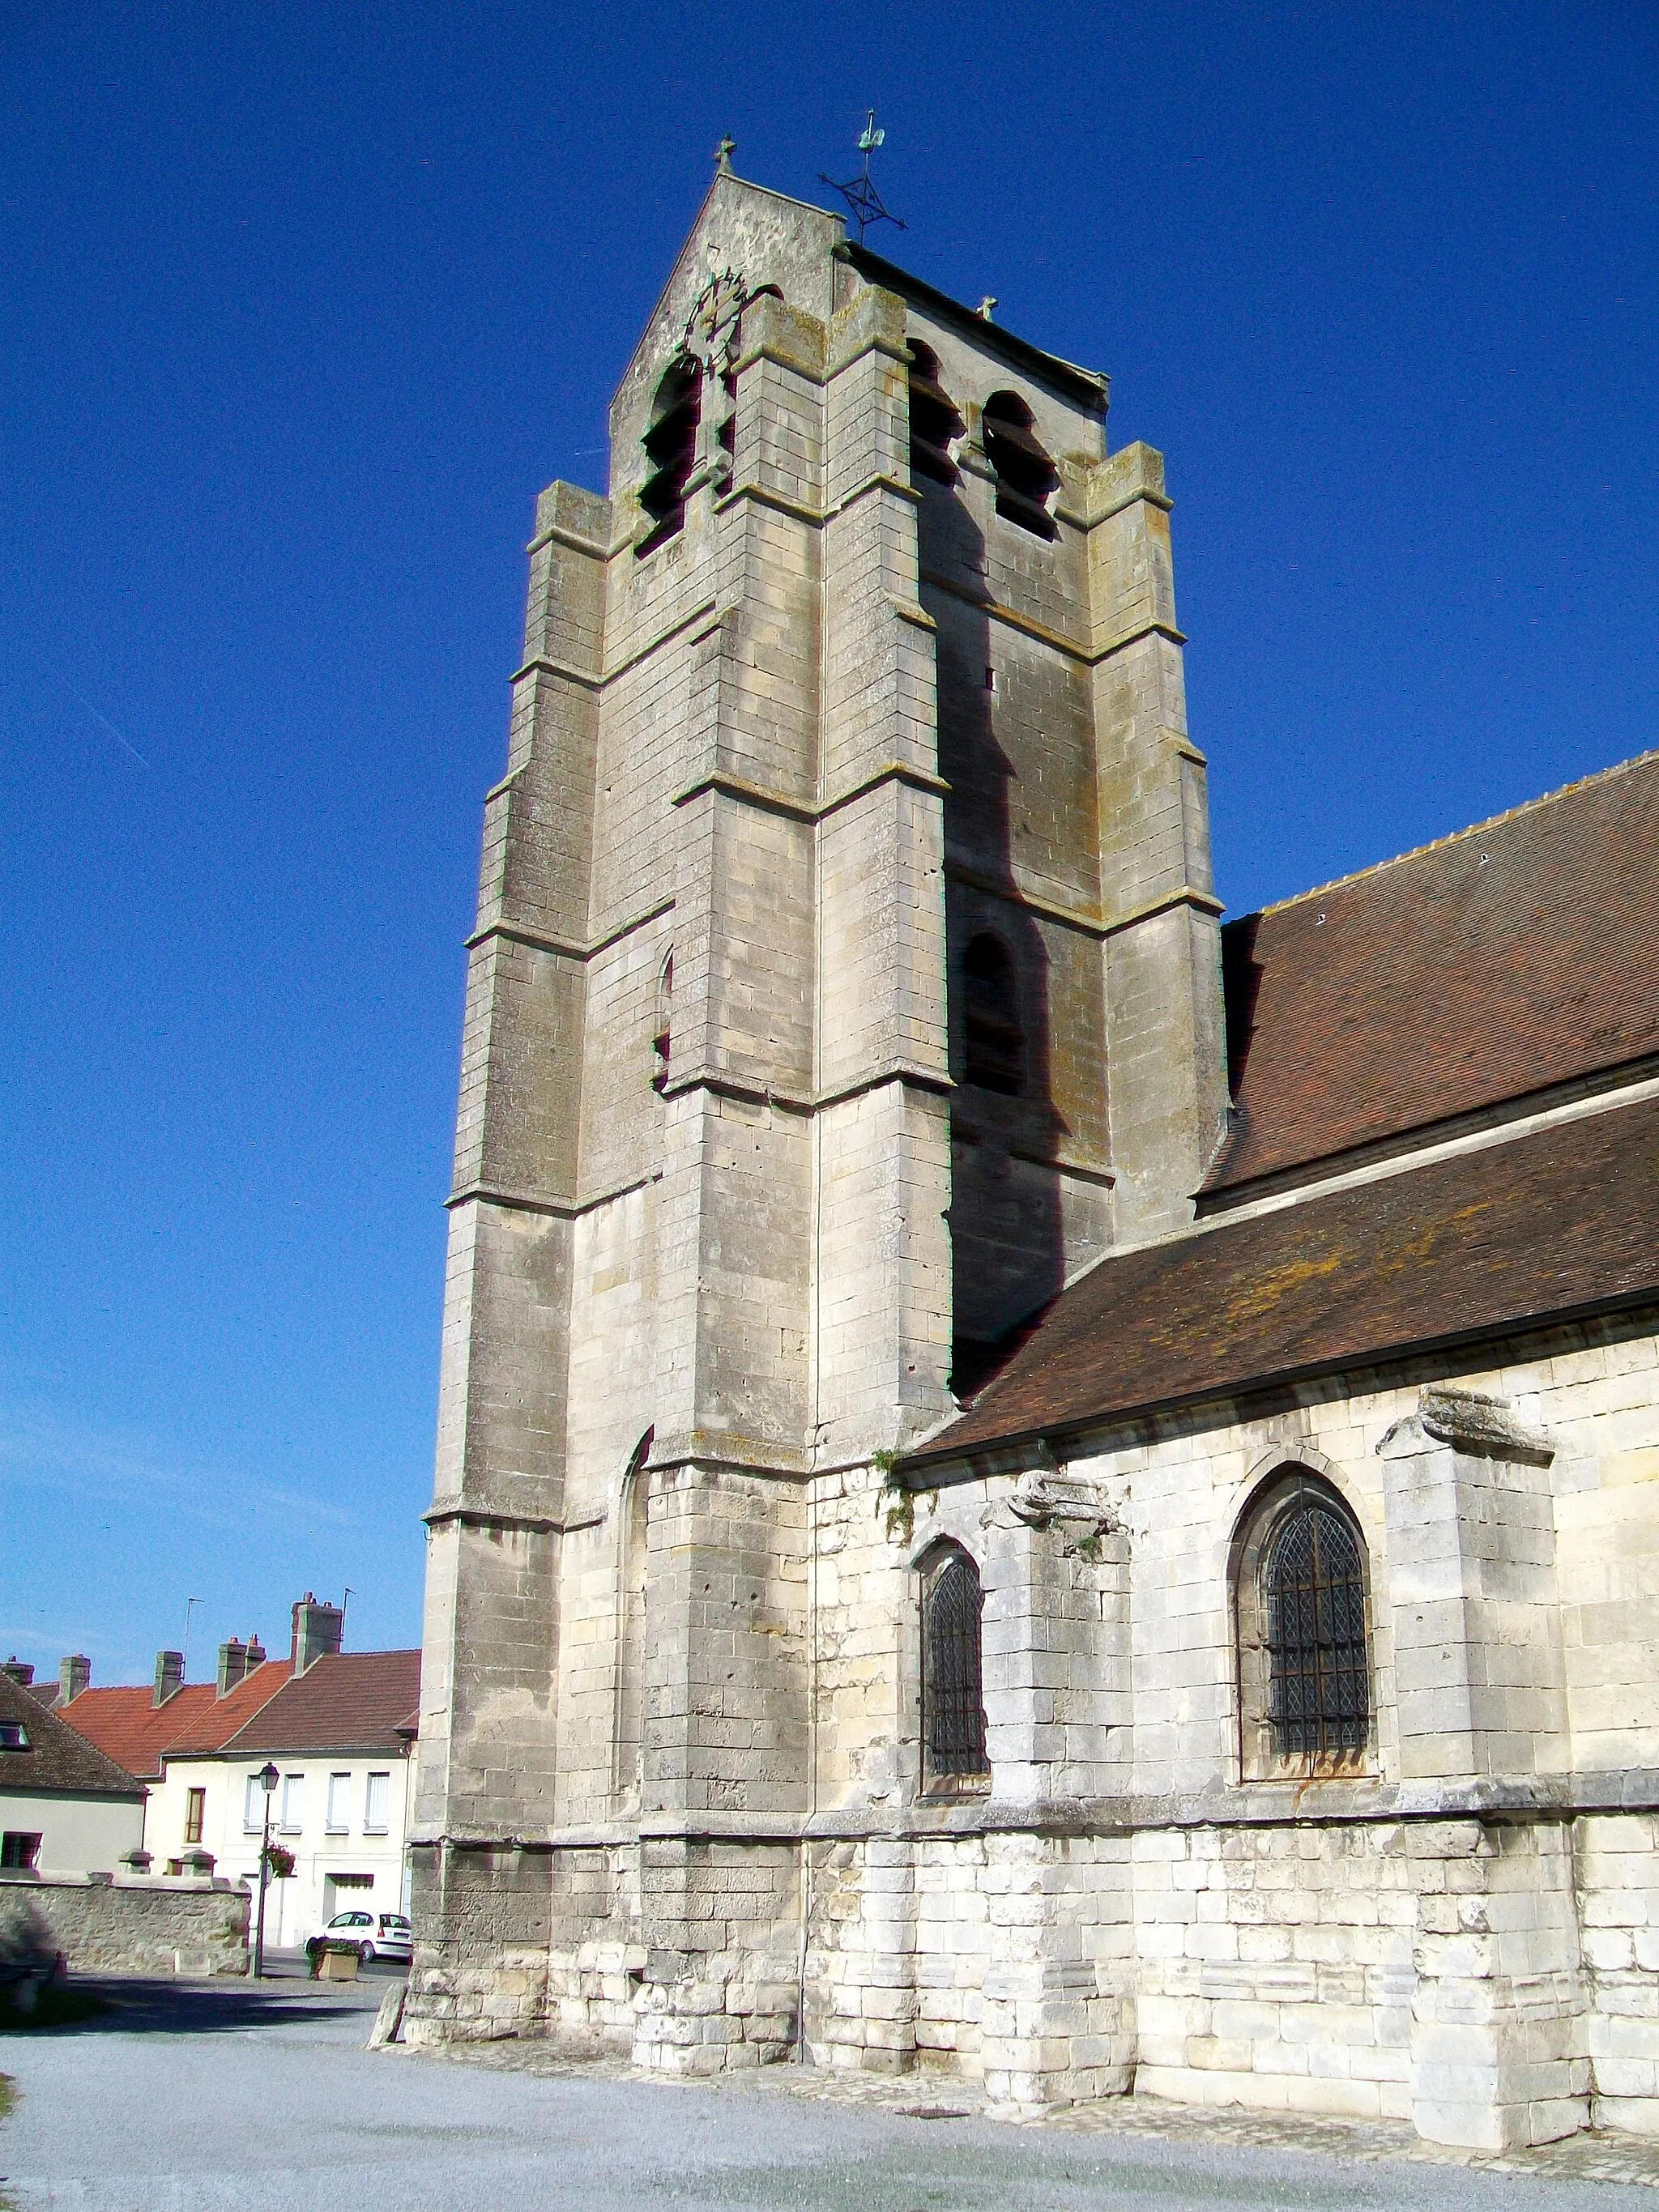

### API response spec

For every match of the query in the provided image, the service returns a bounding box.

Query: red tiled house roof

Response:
[1208,749,1659,1201]
[907,1094,1659,1467]
[0,1672,145,1800]
[221,1652,420,1758]
[49,1663,292,1782]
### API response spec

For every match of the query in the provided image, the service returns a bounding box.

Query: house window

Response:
[184,1788,206,1845]
[279,1773,304,1834]
[0,1722,28,1750]
[982,390,1058,539]
[326,1773,351,1833]
[962,934,1024,1095]
[365,1771,390,1835]
[907,339,963,486]
[919,1544,991,1795]
[1,1832,41,1870]
[242,1775,265,1832]
[1234,1468,1371,1778]
[638,356,702,553]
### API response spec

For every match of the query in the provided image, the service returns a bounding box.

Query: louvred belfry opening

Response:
[907,340,964,485]
[982,389,1059,539]
[638,358,702,552]
[962,934,1025,1095]
[1265,1501,1368,1757]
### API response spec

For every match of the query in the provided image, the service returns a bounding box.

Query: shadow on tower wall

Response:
[915,467,1069,1404]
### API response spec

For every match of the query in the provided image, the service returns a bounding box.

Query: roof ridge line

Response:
[1256,746,1659,918]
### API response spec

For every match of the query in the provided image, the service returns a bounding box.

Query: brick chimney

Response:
[245,1634,266,1667]
[60,1654,90,1704]
[152,1648,185,1705]
[216,1639,249,1696]
[1,1657,34,1687]
[290,1594,343,1675]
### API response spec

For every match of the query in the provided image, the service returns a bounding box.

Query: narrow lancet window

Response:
[638,358,702,552]
[982,389,1058,539]
[651,953,673,1092]
[907,340,964,486]
[962,934,1025,1095]
[920,1545,991,1792]
[1264,1495,1368,1758]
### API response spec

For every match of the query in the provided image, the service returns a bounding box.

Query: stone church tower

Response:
[411,155,1659,2154]
[412,159,1226,2048]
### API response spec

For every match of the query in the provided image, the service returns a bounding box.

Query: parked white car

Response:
[307,1909,412,1963]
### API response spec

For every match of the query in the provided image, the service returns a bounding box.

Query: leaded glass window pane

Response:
[1265,1502,1367,1757]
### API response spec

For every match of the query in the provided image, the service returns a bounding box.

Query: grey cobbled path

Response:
[6,1966,1659,2212]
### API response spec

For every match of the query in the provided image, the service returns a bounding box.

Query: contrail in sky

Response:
[53,670,153,769]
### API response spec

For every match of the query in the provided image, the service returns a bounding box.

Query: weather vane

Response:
[821,110,905,244]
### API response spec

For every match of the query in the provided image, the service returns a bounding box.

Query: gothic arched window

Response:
[962,933,1025,1096]
[1234,1470,1371,1777]
[919,1544,991,1794]
[907,340,963,487]
[638,358,702,552]
[982,390,1058,539]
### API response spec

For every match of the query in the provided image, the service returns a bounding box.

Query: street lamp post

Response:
[253,1762,280,1978]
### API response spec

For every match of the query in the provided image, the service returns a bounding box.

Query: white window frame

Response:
[325,1771,351,1834]
[364,1770,390,1835]
[242,1775,265,1833]
[279,1771,304,1834]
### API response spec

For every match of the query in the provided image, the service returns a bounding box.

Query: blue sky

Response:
[2,2,1654,1686]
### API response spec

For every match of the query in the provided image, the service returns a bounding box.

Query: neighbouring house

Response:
[35,1594,420,1947]
[186,1639,421,1947]
[0,1664,144,1877]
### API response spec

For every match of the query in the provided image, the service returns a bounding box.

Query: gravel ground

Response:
[4,1961,1659,2212]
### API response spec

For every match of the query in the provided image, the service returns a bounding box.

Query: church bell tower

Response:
[409,156,1226,2053]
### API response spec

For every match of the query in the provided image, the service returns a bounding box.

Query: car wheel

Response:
[359,1942,375,1963]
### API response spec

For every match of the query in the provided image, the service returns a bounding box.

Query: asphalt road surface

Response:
[2,1963,1655,2212]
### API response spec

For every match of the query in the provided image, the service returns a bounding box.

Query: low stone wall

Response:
[0,1872,249,1977]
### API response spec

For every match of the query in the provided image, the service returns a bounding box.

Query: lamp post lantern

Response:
[253,1762,280,1977]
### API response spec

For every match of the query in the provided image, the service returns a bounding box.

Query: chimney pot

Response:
[216,1639,249,1697]
[60,1654,91,1704]
[153,1649,185,1706]
[1,1656,34,1688]
[291,1596,343,1674]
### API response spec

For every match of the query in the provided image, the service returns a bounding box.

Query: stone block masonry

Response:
[0,1873,249,1978]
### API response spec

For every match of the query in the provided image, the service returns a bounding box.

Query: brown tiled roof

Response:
[44,1663,292,1782]
[907,1094,1659,1465]
[221,1651,420,1758]
[0,1672,144,1799]
[1208,750,1659,1198]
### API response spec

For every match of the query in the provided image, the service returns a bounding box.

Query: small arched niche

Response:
[1232,1466,1372,1781]
[982,389,1059,540]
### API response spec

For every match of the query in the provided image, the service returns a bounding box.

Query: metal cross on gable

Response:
[821,109,906,244]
